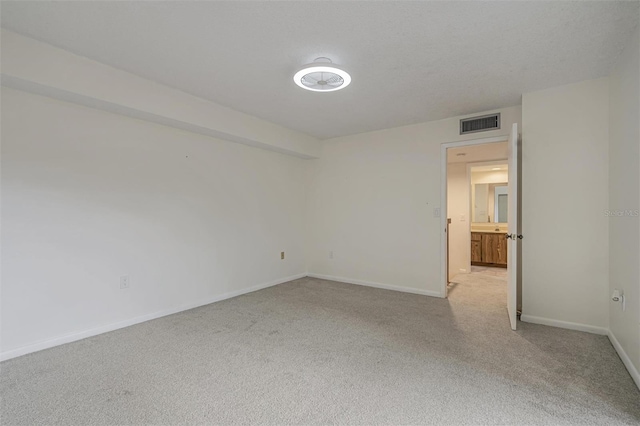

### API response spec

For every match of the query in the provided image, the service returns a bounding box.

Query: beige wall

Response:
[1,88,308,358]
[306,106,522,295]
[521,77,610,331]
[608,25,640,383]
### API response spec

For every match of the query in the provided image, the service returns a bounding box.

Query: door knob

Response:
[505,234,523,240]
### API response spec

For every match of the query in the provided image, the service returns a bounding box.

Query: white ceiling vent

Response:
[460,113,500,135]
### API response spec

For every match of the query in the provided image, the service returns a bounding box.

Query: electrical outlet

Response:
[433,207,441,217]
[280,251,285,260]
[329,250,334,260]
[120,275,130,289]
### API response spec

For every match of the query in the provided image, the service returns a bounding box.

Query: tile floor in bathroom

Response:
[470,265,508,278]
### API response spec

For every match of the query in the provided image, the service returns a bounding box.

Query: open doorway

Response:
[468,162,509,271]
[449,156,509,275]
[440,126,521,330]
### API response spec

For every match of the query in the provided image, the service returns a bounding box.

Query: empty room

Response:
[1,1,639,425]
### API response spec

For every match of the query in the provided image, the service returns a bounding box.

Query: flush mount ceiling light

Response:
[293,57,351,92]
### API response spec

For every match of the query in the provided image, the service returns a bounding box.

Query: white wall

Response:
[447,163,469,278]
[521,77,610,331]
[306,106,522,296]
[1,88,308,358]
[608,25,640,383]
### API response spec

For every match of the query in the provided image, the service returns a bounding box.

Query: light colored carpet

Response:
[2,274,639,425]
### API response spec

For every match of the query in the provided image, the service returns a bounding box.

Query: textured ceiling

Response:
[1,1,638,139]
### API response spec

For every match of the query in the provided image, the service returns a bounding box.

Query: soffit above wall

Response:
[2,1,638,139]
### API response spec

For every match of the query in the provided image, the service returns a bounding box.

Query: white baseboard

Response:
[520,314,608,335]
[307,273,443,298]
[0,273,306,362]
[8,273,637,392]
[608,330,640,390]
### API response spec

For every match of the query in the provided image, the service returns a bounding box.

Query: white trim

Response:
[307,273,443,298]
[520,314,608,335]
[440,135,509,298]
[442,135,511,150]
[608,330,640,390]
[0,273,307,362]
[440,142,448,298]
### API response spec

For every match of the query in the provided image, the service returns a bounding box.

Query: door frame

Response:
[440,135,509,298]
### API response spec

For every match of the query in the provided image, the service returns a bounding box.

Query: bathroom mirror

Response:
[472,183,508,223]
[470,163,508,224]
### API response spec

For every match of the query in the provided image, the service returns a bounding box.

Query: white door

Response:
[507,123,519,330]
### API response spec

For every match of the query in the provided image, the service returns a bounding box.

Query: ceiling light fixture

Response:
[492,167,502,170]
[293,57,351,92]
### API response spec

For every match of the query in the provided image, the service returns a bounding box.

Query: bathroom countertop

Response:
[470,224,508,233]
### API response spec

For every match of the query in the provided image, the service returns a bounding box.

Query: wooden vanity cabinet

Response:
[471,232,507,267]
[471,233,482,263]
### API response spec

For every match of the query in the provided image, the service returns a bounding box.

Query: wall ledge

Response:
[0,29,321,159]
